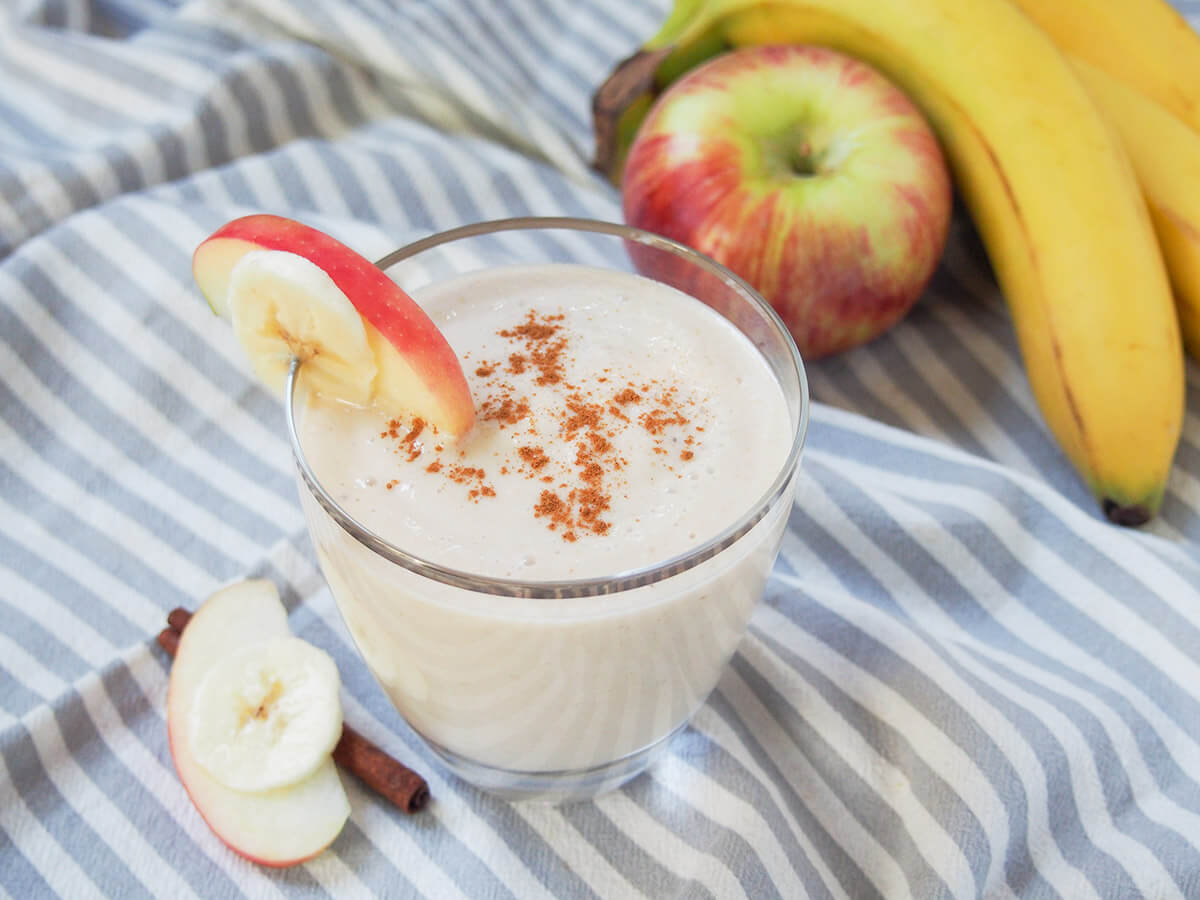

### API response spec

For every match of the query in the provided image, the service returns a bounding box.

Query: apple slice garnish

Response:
[193,214,475,437]
[166,579,351,867]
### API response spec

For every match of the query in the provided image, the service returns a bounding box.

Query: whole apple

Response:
[621,44,952,359]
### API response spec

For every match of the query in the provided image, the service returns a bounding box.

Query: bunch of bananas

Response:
[592,0,1200,526]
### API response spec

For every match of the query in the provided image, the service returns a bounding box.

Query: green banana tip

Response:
[647,0,710,49]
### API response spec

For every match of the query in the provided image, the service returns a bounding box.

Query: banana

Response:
[1069,58,1200,360]
[1007,0,1200,137]
[188,635,343,793]
[229,249,378,404]
[596,0,1185,524]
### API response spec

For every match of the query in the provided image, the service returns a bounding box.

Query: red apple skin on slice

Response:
[193,214,475,437]
[166,580,350,867]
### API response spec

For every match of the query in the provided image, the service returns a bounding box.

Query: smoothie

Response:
[295,260,800,789]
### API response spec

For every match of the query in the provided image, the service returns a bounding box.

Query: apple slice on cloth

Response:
[166,579,351,867]
[193,214,475,437]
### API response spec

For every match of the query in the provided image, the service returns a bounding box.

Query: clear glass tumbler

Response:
[287,217,809,802]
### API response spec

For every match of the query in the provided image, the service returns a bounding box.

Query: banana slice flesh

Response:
[229,250,377,404]
[188,635,343,793]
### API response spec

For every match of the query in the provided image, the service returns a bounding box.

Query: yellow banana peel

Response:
[1070,58,1200,361]
[1009,0,1200,137]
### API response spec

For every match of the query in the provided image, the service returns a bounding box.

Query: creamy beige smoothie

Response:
[296,261,798,786]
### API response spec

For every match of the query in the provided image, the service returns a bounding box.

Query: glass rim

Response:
[286,216,810,599]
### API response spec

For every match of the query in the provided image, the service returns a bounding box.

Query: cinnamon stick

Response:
[334,726,430,813]
[157,609,429,813]
[156,627,181,657]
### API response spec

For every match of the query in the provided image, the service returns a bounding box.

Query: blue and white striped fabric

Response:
[4,0,1200,896]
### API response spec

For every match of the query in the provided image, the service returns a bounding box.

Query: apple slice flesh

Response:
[166,579,350,867]
[193,214,475,437]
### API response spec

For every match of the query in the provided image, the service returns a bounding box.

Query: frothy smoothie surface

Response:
[299,263,793,580]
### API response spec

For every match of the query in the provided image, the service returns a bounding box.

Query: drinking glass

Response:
[287,217,809,802]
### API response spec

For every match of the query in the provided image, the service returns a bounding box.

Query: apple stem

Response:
[791,143,818,176]
[762,130,824,179]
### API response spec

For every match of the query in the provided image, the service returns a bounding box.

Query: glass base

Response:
[423,722,687,804]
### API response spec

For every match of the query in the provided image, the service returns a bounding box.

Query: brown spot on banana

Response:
[1049,335,1089,444]
[956,108,1098,481]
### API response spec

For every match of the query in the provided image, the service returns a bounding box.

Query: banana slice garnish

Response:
[187,635,342,793]
[229,250,378,404]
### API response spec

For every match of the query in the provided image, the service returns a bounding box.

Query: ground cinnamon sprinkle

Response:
[480,396,530,426]
[575,485,610,534]
[641,408,689,435]
[499,316,560,342]
[532,343,566,385]
[500,312,567,385]
[443,464,494,503]
[519,446,549,469]
[402,418,426,461]
[448,465,486,483]
[374,305,701,537]
[535,489,568,525]
[579,460,603,484]
[563,395,602,435]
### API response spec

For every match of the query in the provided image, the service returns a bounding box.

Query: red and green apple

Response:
[622,44,952,359]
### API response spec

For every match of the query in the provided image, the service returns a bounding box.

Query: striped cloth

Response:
[3,0,1200,896]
